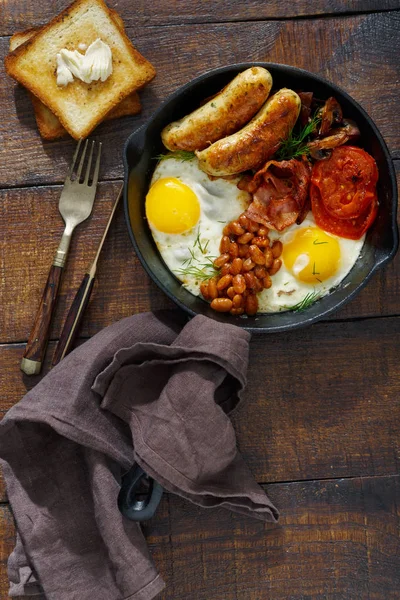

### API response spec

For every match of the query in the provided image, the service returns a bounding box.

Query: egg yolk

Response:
[145,177,200,234]
[282,227,340,283]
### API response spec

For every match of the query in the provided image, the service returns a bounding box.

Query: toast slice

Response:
[5,0,155,139]
[9,13,142,140]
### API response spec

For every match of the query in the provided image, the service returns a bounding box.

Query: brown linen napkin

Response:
[0,310,278,600]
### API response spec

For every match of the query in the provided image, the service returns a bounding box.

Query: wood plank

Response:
[1,1,399,36]
[1,475,399,599]
[1,12,400,187]
[152,475,400,599]
[1,315,399,501]
[235,315,400,483]
[0,181,174,344]
[1,166,399,345]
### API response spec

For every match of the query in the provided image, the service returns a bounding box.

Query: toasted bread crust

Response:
[9,29,39,50]
[9,12,142,140]
[30,92,141,140]
[5,0,155,139]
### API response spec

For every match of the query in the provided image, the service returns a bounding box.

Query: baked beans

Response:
[200,212,282,316]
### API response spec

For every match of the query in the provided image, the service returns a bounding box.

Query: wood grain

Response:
[1,4,400,599]
[1,12,400,187]
[236,315,400,483]
[149,475,400,599]
[52,272,95,366]
[21,264,63,370]
[1,475,399,599]
[0,181,174,344]
[1,1,399,36]
[1,315,399,501]
[1,170,398,345]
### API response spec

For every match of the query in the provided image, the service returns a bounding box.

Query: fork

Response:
[20,139,102,376]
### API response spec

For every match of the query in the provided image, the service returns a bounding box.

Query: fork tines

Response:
[67,139,102,186]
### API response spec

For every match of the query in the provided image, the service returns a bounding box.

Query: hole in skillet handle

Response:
[118,463,163,522]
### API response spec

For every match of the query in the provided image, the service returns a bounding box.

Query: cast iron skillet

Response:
[123,62,398,333]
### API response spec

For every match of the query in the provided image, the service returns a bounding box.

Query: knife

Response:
[52,183,123,366]
[52,182,163,521]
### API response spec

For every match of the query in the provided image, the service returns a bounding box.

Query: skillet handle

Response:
[118,464,163,522]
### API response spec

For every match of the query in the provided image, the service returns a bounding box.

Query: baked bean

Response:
[245,294,258,316]
[208,277,218,300]
[220,263,232,276]
[249,245,265,265]
[238,243,250,258]
[248,220,260,233]
[262,274,272,289]
[217,274,233,291]
[252,236,270,248]
[227,286,236,299]
[242,258,255,272]
[232,294,244,308]
[219,235,231,253]
[264,247,274,268]
[255,278,264,293]
[230,257,243,275]
[258,226,269,237]
[232,274,246,294]
[269,258,282,276]
[200,281,209,299]
[213,253,230,268]
[244,272,258,289]
[271,240,283,258]
[254,265,268,279]
[215,212,277,316]
[239,214,251,230]
[211,298,233,312]
[237,232,254,245]
[230,221,245,236]
[228,242,239,259]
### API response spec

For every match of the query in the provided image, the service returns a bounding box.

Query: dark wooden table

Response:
[1,1,400,598]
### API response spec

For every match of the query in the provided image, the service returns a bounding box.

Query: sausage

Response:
[161,67,273,152]
[195,88,301,176]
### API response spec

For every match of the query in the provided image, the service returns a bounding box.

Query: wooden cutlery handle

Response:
[21,264,63,375]
[52,273,95,367]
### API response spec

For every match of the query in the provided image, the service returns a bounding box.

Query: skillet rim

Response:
[123,61,399,333]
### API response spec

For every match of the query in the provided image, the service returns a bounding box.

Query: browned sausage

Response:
[195,88,301,176]
[161,67,273,151]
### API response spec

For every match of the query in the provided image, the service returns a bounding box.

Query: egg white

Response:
[258,213,365,312]
[148,158,365,313]
[147,157,250,295]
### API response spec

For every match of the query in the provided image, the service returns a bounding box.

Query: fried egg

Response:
[146,156,250,295]
[258,213,365,312]
[146,157,364,314]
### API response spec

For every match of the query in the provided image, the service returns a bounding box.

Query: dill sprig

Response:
[177,253,218,281]
[193,229,210,255]
[177,261,218,281]
[154,150,195,162]
[177,229,218,281]
[286,290,320,312]
[276,113,321,161]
